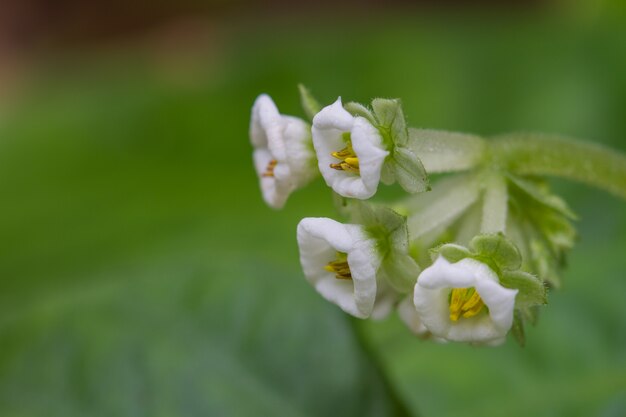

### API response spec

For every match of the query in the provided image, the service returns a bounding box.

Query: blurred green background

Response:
[0,1,625,416]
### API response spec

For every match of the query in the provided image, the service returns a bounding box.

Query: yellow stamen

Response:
[330,141,360,174]
[262,159,277,177]
[449,287,485,321]
[325,252,352,280]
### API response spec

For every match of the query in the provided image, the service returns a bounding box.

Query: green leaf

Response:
[371,98,409,146]
[392,146,429,194]
[298,84,322,121]
[501,270,547,308]
[470,234,522,271]
[343,101,377,124]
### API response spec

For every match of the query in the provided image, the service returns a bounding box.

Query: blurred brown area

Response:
[0,0,546,52]
[0,0,547,100]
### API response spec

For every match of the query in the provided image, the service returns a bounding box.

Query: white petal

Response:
[250,95,316,208]
[312,99,388,199]
[414,286,452,337]
[297,217,379,318]
[283,116,316,187]
[416,257,476,289]
[445,314,501,342]
[475,279,518,332]
[250,94,288,160]
[312,98,353,131]
[351,116,389,194]
[369,278,398,320]
[398,295,429,335]
[253,149,293,209]
[413,255,517,344]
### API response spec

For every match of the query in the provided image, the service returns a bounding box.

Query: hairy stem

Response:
[491,133,626,200]
[480,173,508,234]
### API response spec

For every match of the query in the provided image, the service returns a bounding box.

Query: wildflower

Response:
[311,98,389,199]
[296,217,386,318]
[250,94,316,209]
[413,256,518,345]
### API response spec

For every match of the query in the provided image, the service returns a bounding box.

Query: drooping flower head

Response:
[312,98,389,199]
[250,94,316,209]
[297,217,383,318]
[413,256,518,345]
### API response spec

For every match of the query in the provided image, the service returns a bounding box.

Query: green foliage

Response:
[298,84,322,121]
[1,10,626,417]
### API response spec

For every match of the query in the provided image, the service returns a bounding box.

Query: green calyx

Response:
[433,234,547,311]
[350,201,420,293]
[344,98,429,194]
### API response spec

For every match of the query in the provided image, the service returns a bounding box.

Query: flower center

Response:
[324,252,352,280]
[330,133,359,174]
[262,159,277,177]
[449,287,485,321]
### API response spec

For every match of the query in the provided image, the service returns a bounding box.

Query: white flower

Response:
[312,98,389,199]
[413,256,518,345]
[297,217,391,319]
[250,94,315,209]
[398,295,429,336]
[398,295,448,342]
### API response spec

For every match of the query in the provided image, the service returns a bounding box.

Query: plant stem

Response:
[347,316,416,417]
[491,133,626,200]
[480,173,508,234]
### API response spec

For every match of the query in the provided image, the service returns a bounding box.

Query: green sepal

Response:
[536,210,577,253]
[378,253,420,294]
[343,101,377,125]
[521,305,542,326]
[390,146,430,194]
[371,98,409,146]
[379,161,395,185]
[370,99,428,193]
[351,201,404,234]
[298,84,321,122]
[470,233,522,271]
[507,175,577,220]
[432,243,473,263]
[500,270,547,308]
[511,310,526,347]
[350,201,418,293]
[529,237,564,289]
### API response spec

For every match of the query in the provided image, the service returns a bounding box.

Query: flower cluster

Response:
[249,86,579,346]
